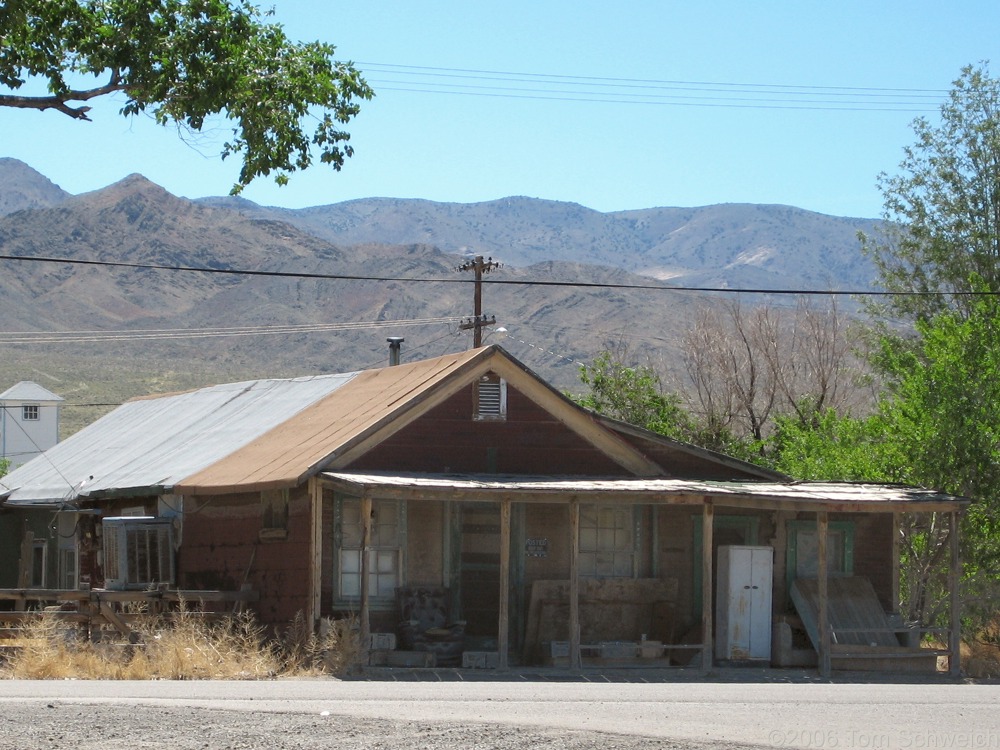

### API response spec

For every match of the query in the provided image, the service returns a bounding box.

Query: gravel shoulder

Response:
[0,701,755,750]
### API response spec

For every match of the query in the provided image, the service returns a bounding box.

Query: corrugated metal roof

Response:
[1,372,360,506]
[319,472,971,512]
[0,381,64,402]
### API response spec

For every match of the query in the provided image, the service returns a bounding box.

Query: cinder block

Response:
[462,651,500,669]
[385,650,436,668]
[363,632,397,651]
[549,641,570,658]
[599,642,637,659]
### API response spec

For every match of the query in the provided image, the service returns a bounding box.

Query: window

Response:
[30,540,47,588]
[579,504,635,577]
[22,404,39,421]
[786,520,855,591]
[260,489,289,539]
[336,498,404,602]
[59,547,78,590]
[57,513,78,590]
[474,374,507,420]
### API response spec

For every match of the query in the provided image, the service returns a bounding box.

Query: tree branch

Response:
[0,73,127,121]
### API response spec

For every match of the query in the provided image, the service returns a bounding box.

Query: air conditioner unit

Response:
[102,517,175,591]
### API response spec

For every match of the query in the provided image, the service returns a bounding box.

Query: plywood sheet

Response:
[522,578,678,663]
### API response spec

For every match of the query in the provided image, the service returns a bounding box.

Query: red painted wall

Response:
[349,382,629,475]
[178,488,311,629]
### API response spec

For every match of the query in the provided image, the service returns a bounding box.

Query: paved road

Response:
[0,678,997,749]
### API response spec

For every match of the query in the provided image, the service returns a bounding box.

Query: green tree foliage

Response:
[862,64,1000,321]
[770,296,1000,628]
[768,407,899,483]
[0,458,8,478]
[0,0,373,192]
[575,349,695,443]
[853,63,1000,631]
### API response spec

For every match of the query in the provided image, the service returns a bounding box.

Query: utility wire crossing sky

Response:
[2,1,999,219]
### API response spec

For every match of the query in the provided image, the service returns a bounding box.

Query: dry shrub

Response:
[281,612,360,676]
[1,609,359,680]
[962,640,1000,679]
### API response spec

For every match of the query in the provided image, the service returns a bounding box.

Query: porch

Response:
[314,472,968,678]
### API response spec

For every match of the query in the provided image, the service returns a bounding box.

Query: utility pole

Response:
[458,255,501,347]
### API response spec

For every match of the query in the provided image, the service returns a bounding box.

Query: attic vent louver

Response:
[475,374,507,420]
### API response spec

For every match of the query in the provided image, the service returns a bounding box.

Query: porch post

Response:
[569,497,581,669]
[701,500,714,670]
[949,510,962,678]
[817,510,831,678]
[307,477,324,630]
[359,492,373,654]
[891,512,901,614]
[498,497,511,670]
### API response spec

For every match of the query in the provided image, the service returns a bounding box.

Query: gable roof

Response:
[0,346,675,506]
[0,381,64,402]
[593,413,785,481]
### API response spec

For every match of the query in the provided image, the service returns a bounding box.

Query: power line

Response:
[0,317,462,344]
[358,62,945,112]
[0,252,990,297]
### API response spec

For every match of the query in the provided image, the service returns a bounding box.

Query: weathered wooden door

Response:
[456,503,501,640]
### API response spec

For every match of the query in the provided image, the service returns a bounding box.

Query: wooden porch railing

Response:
[0,587,259,642]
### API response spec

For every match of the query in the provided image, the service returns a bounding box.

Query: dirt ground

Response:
[0,701,755,750]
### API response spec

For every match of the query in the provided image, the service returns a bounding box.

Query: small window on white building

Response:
[474,374,507,420]
[22,404,39,421]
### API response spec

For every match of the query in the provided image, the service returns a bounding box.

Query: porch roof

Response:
[319,471,971,513]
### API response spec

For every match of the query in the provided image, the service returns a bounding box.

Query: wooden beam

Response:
[891,512,901,614]
[569,498,581,670]
[949,510,962,678]
[498,497,511,670]
[307,477,323,630]
[817,511,831,678]
[701,501,714,670]
[359,493,372,657]
[99,601,135,642]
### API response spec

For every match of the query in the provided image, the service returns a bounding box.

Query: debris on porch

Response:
[790,576,944,673]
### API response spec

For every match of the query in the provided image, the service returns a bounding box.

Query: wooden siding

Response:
[610,429,778,480]
[178,487,311,627]
[851,513,894,610]
[347,383,630,475]
[406,500,445,585]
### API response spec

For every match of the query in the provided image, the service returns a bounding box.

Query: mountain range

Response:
[0,157,881,434]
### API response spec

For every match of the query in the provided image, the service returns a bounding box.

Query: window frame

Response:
[22,404,39,421]
[577,503,638,578]
[30,539,47,588]
[333,496,407,609]
[785,519,855,592]
[260,488,289,540]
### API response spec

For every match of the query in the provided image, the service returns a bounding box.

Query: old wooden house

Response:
[0,345,968,674]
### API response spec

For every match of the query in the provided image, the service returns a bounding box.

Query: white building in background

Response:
[0,381,63,470]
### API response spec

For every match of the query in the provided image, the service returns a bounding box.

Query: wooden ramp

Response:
[790,576,939,672]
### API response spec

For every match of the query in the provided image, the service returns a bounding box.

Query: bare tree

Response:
[681,297,866,447]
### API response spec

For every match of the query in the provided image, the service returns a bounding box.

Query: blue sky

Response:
[2,1,999,219]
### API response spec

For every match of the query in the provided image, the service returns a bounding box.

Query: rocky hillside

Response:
[199,195,881,293]
[0,160,879,434]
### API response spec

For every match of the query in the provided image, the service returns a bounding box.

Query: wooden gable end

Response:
[345,379,632,476]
